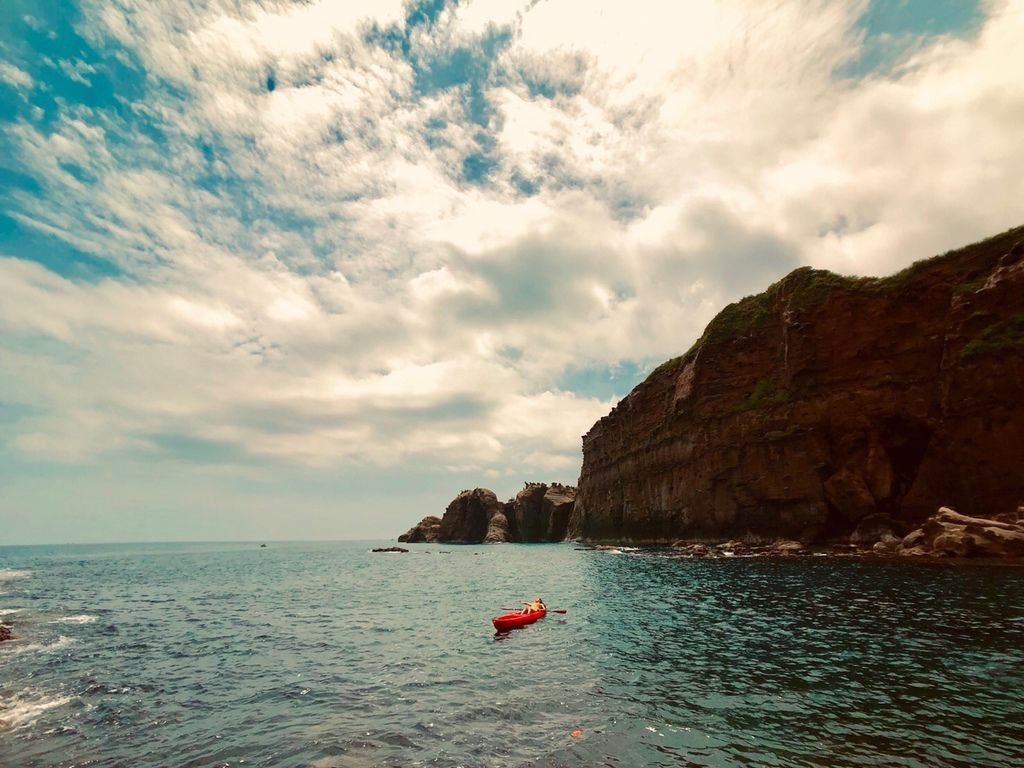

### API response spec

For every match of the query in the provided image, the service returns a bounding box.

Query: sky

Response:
[1,0,1022,544]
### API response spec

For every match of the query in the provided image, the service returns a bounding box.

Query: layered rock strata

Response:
[399,483,577,544]
[570,226,1024,544]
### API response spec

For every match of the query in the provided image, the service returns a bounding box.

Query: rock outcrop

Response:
[570,226,1024,544]
[398,515,442,543]
[508,482,577,542]
[399,483,577,544]
[898,507,1024,558]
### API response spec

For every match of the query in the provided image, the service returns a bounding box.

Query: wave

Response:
[0,608,22,617]
[0,690,74,730]
[47,615,97,625]
[0,569,31,582]
[0,635,75,658]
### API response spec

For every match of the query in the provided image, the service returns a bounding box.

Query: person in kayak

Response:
[521,598,546,614]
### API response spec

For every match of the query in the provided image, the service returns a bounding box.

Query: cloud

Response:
[1,0,1021,508]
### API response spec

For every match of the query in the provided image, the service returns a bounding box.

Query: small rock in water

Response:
[371,546,409,553]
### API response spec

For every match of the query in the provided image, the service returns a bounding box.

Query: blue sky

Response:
[1,0,1021,543]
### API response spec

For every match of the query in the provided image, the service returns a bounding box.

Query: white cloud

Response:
[0,61,33,88]
[2,0,1022,497]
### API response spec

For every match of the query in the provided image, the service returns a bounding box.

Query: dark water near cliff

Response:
[1,542,1022,767]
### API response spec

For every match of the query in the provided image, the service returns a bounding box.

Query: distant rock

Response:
[372,546,409,553]
[508,482,576,542]
[398,515,442,543]
[439,489,506,543]
[0,625,12,642]
[398,483,578,544]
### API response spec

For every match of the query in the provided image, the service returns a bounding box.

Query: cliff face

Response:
[569,226,1024,544]
[401,484,577,543]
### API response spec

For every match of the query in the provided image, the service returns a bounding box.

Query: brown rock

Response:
[437,488,506,543]
[508,482,577,542]
[772,540,806,555]
[900,529,928,550]
[0,625,12,642]
[484,511,511,543]
[569,226,1024,544]
[825,470,877,523]
[850,513,898,545]
[371,546,408,553]
[872,534,901,554]
[398,515,442,543]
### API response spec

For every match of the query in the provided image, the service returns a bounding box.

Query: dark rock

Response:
[850,513,898,545]
[484,511,510,543]
[570,226,1024,544]
[439,489,507,543]
[400,483,577,544]
[0,625,13,642]
[398,515,442,543]
[372,547,409,553]
[507,482,576,542]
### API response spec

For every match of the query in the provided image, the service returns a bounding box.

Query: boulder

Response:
[772,540,806,555]
[0,625,12,642]
[398,515,442,543]
[896,505,1024,558]
[850,513,898,545]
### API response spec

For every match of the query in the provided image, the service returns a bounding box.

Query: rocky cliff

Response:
[569,226,1024,544]
[400,483,577,544]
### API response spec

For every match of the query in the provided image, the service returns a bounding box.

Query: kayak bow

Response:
[492,608,546,632]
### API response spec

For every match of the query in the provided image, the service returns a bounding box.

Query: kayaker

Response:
[521,597,546,614]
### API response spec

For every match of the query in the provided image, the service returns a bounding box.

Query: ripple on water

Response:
[0,543,1022,768]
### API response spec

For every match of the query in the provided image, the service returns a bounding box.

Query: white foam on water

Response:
[0,690,74,730]
[48,615,97,625]
[0,608,22,616]
[0,635,75,658]
[0,569,31,582]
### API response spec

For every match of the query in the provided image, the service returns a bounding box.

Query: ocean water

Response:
[1,541,1022,768]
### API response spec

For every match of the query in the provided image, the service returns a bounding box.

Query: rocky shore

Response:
[627,506,1024,563]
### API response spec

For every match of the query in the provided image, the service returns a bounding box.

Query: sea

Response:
[1,541,1022,767]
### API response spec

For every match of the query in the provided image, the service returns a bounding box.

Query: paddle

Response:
[501,608,567,614]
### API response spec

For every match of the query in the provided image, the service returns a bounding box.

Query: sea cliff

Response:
[569,226,1024,545]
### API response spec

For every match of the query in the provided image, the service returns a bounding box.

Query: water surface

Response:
[1,542,1022,766]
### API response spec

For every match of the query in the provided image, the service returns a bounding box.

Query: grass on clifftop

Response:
[635,224,1024,393]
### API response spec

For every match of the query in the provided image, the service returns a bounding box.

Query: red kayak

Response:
[492,609,546,632]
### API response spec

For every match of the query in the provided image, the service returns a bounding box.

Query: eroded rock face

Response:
[570,226,1024,544]
[508,483,576,542]
[398,515,442,543]
[438,489,506,543]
